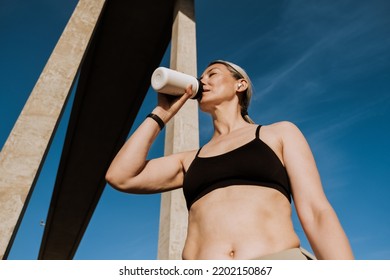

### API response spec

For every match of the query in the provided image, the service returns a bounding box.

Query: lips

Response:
[202,87,210,93]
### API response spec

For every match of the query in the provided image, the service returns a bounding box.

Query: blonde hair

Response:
[208,60,254,124]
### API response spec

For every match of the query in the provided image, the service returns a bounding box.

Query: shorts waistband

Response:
[253,248,313,260]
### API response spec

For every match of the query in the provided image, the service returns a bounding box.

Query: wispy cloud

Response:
[240,1,390,128]
[307,95,390,143]
[348,230,390,259]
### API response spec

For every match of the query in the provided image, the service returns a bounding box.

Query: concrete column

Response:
[158,0,199,260]
[0,0,106,259]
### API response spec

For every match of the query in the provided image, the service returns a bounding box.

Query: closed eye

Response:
[200,67,220,81]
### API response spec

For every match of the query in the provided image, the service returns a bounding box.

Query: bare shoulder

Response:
[264,121,300,132]
[261,121,303,140]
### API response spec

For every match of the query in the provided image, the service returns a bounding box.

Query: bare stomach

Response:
[182,185,300,260]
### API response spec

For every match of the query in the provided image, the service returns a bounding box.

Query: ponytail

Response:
[241,110,254,124]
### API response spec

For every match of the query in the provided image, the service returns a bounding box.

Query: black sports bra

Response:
[183,125,291,210]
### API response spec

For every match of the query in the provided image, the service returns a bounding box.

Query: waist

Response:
[182,186,300,259]
[183,237,300,260]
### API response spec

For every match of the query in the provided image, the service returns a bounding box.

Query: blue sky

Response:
[1,0,389,260]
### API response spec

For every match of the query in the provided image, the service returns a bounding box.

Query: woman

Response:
[105,60,354,260]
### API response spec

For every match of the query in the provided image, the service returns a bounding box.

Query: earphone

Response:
[238,83,243,89]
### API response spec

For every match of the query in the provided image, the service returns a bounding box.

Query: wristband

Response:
[147,113,165,130]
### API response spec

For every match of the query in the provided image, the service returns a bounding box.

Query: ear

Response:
[236,79,248,93]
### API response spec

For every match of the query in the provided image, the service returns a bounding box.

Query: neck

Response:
[210,105,249,137]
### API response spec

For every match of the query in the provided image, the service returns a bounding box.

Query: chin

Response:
[198,101,213,114]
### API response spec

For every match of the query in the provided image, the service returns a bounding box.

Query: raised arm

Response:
[280,121,354,259]
[105,86,194,194]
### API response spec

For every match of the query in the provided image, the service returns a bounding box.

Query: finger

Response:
[178,85,194,104]
[184,84,194,98]
[165,86,192,114]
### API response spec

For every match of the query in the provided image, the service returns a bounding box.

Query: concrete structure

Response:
[158,0,199,260]
[38,0,176,259]
[0,0,106,259]
[1,0,177,259]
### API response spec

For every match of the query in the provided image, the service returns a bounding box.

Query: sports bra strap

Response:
[196,125,262,157]
[255,125,262,139]
[195,147,203,157]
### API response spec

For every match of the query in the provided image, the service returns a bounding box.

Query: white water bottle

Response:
[151,67,203,99]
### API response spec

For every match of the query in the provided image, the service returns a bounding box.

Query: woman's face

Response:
[199,63,238,111]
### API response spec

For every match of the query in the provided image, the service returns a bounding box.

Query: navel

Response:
[229,250,235,258]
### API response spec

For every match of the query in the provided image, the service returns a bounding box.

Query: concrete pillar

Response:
[158,0,199,260]
[0,0,106,259]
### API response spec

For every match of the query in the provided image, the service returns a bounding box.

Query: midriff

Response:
[182,185,300,260]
